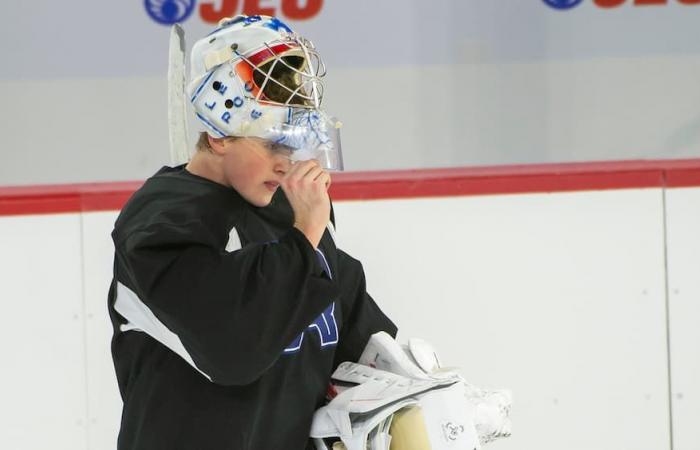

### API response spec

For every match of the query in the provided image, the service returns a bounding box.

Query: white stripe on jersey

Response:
[225,226,242,252]
[114,281,213,382]
[326,221,337,246]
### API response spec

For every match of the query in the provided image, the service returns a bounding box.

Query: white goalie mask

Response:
[188,15,344,171]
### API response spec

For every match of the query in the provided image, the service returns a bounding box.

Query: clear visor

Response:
[263,110,343,171]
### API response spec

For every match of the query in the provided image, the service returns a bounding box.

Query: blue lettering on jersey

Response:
[284,302,339,354]
[285,332,304,353]
[205,101,216,110]
[311,302,339,346]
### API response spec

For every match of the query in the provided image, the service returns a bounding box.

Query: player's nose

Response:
[273,154,292,175]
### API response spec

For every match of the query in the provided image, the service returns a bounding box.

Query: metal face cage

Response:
[232,34,326,109]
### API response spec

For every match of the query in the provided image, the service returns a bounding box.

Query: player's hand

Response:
[280,160,331,249]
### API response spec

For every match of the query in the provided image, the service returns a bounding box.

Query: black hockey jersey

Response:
[108,165,397,450]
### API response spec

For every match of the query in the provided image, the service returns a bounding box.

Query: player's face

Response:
[221,137,292,207]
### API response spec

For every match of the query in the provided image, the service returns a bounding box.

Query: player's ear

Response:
[207,135,228,156]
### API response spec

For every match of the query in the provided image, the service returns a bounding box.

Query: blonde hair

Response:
[195,132,240,152]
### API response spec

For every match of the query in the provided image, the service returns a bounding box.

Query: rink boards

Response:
[0,175,699,450]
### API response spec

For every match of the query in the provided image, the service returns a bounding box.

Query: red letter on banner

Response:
[243,0,276,16]
[200,0,239,24]
[677,0,700,4]
[281,0,323,20]
[634,0,667,5]
[593,0,626,6]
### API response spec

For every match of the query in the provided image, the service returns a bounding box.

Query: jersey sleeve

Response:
[112,221,338,386]
[332,249,398,368]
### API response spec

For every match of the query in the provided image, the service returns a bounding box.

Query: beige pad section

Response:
[390,406,432,450]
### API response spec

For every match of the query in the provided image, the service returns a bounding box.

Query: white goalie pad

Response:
[310,362,478,450]
[311,332,512,449]
[358,331,456,382]
[408,337,442,374]
[464,385,512,445]
[360,331,512,445]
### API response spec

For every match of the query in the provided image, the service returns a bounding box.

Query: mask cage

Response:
[233,35,326,109]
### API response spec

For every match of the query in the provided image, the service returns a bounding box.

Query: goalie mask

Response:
[188,15,344,171]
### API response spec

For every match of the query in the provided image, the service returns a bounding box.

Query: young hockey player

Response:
[107,15,397,450]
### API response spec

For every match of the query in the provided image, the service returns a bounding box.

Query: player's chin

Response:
[247,189,275,208]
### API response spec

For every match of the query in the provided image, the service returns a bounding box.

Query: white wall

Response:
[4,56,700,186]
[665,188,700,450]
[0,214,88,450]
[336,189,670,450]
[1,186,698,450]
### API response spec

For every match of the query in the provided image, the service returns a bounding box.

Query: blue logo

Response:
[145,0,197,25]
[283,303,339,354]
[542,0,584,9]
[264,17,293,33]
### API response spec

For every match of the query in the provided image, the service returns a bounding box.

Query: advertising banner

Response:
[3,0,700,80]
